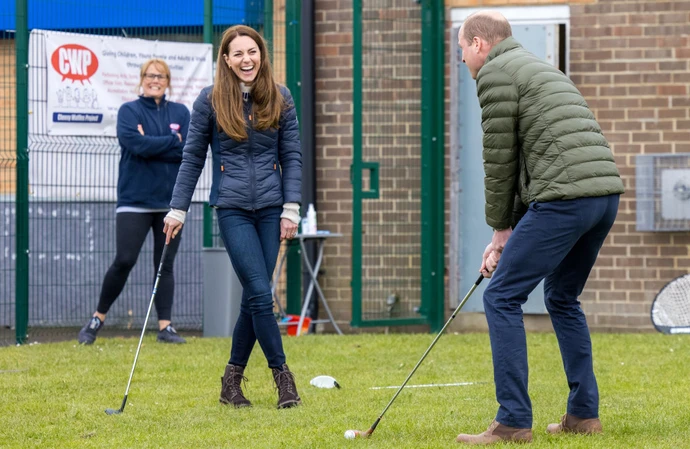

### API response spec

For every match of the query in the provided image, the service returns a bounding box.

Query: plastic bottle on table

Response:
[306,203,317,235]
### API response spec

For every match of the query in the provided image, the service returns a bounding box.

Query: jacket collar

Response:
[138,95,166,109]
[240,83,252,102]
[484,36,522,65]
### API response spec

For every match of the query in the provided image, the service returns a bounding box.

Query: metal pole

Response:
[300,0,318,329]
[15,0,30,345]
[420,0,445,332]
[285,0,303,316]
[203,0,213,45]
[350,0,363,327]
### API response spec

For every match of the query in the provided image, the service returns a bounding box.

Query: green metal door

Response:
[351,0,444,331]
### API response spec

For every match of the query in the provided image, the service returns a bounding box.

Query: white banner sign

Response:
[28,30,214,202]
[42,31,212,136]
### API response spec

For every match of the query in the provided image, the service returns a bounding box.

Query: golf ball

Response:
[344,430,356,440]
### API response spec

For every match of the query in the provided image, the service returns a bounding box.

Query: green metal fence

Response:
[2,0,297,345]
[351,0,445,331]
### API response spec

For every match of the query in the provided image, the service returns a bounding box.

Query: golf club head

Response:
[105,408,122,415]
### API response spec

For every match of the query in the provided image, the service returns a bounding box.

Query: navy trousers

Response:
[483,194,619,429]
[216,207,286,369]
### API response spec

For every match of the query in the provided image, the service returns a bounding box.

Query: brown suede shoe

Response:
[456,420,533,445]
[546,414,602,435]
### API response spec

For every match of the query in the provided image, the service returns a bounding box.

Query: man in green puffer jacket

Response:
[454,11,624,446]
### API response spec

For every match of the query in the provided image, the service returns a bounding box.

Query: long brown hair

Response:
[212,25,283,141]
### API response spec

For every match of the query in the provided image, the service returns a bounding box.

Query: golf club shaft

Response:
[119,243,170,406]
[368,274,484,433]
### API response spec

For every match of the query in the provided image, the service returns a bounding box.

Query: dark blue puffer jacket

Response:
[169,85,302,211]
[116,96,190,209]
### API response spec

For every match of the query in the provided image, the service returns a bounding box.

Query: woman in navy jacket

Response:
[78,59,190,345]
[164,25,303,409]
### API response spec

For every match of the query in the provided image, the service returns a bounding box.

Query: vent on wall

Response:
[636,153,690,232]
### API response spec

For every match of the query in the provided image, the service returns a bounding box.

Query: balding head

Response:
[461,10,512,47]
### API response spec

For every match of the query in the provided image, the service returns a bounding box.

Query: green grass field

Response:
[1,332,689,448]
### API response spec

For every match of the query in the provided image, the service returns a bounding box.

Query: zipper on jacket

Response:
[157,103,162,135]
[249,125,256,209]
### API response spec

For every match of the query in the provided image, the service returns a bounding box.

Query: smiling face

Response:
[224,35,261,85]
[141,63,169,102]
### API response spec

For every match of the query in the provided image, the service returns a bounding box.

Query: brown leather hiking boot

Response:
[271,363,301,409]
[546,414,602,435]
[219,364,252,408]
[456,420,533,445]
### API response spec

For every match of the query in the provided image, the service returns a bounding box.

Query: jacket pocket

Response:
[217,159,226,195]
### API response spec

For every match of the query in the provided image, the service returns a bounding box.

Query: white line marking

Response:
[370,381,483,390]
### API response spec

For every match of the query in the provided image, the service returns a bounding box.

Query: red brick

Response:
[629,85,658,96]
[659,85,688,96]
[644,121,673,131]
[614,26,643,37]
[644,143,674,153]
[659,269,690,279]
[646,258,675,268]
[672,97,690,107]
[664,132,690,141]
[631,246,659,256]
[615,49,643,59]
[632,132,661,142]
[615,73,642,84]
[660,61,688,71]
[642,73,672,83]
[673,1,690,11]
[612,98,640,108]
[613,3,642,13]
[615,257,644,267]
[659,109,687,119]
[598,61,626,71]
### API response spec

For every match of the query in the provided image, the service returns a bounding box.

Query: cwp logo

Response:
[51,44,99,83]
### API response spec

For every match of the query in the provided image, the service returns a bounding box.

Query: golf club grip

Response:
[157,244,170,275]
[474,274,484,285]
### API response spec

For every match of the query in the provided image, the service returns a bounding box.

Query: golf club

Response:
[345,273,484,438]
[105,243,170,415]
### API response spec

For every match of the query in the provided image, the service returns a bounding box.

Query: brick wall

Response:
[569,0,690,330]
[313,0,690,332]
[314,1,437,330]
[314,1,356,323]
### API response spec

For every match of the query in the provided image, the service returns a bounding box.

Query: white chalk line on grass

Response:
[370,381,486,390]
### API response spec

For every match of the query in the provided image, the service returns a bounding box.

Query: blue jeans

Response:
[216,207,286,369]
[483,194,619,429]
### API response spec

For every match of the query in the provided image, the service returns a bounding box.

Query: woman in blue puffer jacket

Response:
[163,25,303,409]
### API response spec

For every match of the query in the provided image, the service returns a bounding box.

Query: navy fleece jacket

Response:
[116,95,190,209]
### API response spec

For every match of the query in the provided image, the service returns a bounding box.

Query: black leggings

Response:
[96,212,182,321]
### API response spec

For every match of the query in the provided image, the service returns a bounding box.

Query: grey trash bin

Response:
[202,247,242,337]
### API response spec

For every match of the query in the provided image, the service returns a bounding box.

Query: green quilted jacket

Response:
[476,37,625,230]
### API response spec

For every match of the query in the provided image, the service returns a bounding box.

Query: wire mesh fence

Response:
[360,1,422,321]
[1,0,289,345]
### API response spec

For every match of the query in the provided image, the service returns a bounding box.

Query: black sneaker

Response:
[78,316,103,345]
[157,325,186,344]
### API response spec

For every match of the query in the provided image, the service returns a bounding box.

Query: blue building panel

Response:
[2,0,263,31]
